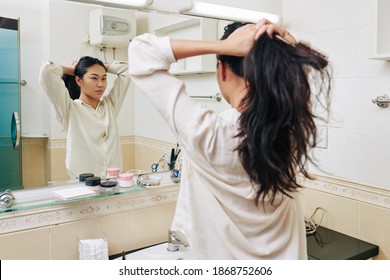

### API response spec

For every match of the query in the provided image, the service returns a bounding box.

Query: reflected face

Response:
[76,64,107,101]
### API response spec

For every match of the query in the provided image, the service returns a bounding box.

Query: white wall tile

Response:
[311,127,390,189]
[305,0,365,32]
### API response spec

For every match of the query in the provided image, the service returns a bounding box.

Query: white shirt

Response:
[39,61,131,179]
[128,34,307,259]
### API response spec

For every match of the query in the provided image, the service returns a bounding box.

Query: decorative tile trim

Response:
[46,136,135,149]
[120,135,135,145]
[302,173,390,209]
[0,185,179,235]
[47,138,66,149]
[134,136,175,152]
[22,138,46,145]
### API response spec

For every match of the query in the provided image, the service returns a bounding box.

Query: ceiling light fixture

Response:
[178,1,282,24]
[67,0,154,8]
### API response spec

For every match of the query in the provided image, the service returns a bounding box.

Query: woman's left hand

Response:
[256,19,297,45]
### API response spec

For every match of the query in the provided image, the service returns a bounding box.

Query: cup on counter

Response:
[167,161,176,170]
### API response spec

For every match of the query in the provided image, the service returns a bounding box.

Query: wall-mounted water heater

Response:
[89,8,136,48]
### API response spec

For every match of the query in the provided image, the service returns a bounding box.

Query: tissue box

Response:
[79,238,109,260]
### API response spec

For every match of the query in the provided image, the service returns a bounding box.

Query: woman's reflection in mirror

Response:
[39,56,131,179]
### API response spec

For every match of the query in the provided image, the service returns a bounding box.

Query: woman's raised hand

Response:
[222,19,297,57]
[256,19,297,45]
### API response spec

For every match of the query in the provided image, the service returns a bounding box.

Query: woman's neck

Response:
[79,94,99,109]
[230,81,248,111]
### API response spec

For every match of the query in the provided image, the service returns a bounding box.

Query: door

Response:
[0,16,21,191]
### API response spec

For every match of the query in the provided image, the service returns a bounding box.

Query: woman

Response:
[128,20,331,259]
[39,56,131,179]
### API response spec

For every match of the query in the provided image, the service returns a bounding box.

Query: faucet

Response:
[167,230,189,252]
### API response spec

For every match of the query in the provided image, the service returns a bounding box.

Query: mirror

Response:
[5,0,240,190]
[5,0,389,195]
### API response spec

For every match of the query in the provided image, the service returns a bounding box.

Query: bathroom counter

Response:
[307,226,379,260]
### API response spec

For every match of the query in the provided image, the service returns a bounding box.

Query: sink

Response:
[118,242,194,260]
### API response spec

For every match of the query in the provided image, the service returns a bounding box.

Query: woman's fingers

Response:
[255,21,297,45]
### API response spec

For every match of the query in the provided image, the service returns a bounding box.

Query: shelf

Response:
[153,18,218,75]
[373,0,390,60]
[369,53,390,61]
[0,170,176,214]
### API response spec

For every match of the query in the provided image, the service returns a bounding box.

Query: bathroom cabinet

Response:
[371,0,390,60]
[307,226,379,260]
[153,18,218,74]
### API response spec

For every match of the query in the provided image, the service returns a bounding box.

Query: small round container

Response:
[79,173,94,182]
[99,180,118,194]
[106,167,120,180]
[118,173,134,188]
[85,176,101,190]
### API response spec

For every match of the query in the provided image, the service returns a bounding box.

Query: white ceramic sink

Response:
[118,242,194,260]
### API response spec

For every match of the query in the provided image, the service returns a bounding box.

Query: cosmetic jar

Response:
[118,173,134,188]
[85,176,101,190]
[99,180,118,194]
[106,167,120,180]
[79,173,94,182]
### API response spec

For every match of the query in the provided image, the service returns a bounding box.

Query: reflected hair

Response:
[62,56,106,100]
[219,22,331,205]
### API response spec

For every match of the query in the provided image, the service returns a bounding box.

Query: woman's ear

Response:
[218,61,227,81]
[75,76,82,87]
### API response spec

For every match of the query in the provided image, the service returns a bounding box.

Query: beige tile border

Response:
[302,173,390,209]
[134,136,175,151]
[46,135,138,149]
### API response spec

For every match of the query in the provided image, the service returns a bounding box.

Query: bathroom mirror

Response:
[5,0,390,196]
[5,0,254,190]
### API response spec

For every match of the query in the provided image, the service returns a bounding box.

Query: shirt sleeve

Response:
[39,61,72,130]
[128,34,238,176]
[104,62,131,116]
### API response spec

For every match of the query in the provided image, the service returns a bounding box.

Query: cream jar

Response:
[85,176,101,191]
[106,167,120,180]
[79,173,94,182]
[99,180,118,194]
[118,173,134,188]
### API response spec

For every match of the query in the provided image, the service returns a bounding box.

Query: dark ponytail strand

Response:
[236,34,331,204]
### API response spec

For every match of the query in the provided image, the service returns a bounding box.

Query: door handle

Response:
[11,112,20,149]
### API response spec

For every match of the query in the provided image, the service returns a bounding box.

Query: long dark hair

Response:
[219,22,331,204]
[62,56,106,100]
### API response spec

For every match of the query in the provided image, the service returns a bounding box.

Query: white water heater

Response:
[89,8,136,48]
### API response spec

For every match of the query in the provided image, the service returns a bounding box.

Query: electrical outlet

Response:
[316,125,328,149]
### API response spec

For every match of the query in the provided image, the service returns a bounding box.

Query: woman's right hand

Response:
[221,23,261,57]
[62,59,78,76]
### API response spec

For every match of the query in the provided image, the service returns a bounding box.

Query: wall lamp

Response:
[178,1,282,24]
[66,0,154,8]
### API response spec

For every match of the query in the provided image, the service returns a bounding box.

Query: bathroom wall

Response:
[282,0,390,259]
[283,0,390,189]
